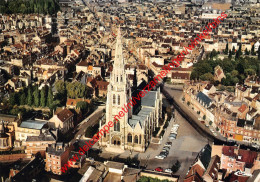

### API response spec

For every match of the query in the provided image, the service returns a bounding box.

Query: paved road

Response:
[70,106,105,145]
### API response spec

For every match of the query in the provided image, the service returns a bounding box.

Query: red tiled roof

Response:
[238,104,247,113]
[172,72,190,80]
[96,81,109,90]
[222,146,237,157]
[77,61,88,67]
[56,109,74,122]
[237,149,258,168]
[152,62,163,68]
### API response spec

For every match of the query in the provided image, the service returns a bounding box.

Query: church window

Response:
[114,121,120,132]
[113,94,116,104]
[117,76,118,82]
[118,95,120,105]
[134,135,138,144]
[139,135,141,144]
[121,76,123,82]
[127,134,132,143]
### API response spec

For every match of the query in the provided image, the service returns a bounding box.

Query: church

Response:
[99,28,162,152]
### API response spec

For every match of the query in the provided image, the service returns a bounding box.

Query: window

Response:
[117,76,118,82]
[113,94,116,104]
[139,135,141,144]
[114,121,120,132]
[118,95,120,105]
[121,76,123,82]
[134,135,138,144]
[127,134,132,143]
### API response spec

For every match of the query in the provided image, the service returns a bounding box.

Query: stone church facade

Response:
[99,28,162,152]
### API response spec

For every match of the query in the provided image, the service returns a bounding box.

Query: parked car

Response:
[76,134,81,140]
[173,124,179,127]
[155,167,163,172]
[160,151,169,156]
[169,133,177,140]
[159,152,168,157]
[165,142,172,147]
[165,168,173,173]
[201,120,205,124]
[155,155,165,159]
[162,146,170,151]
[213,133,218,136]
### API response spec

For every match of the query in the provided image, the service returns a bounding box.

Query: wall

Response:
[0,153,27,161]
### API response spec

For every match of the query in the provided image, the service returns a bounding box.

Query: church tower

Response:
[101,27,132,150]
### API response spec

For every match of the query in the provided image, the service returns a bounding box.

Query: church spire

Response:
[114,26,125,68]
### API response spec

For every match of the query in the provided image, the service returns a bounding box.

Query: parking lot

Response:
[142,109,209,180]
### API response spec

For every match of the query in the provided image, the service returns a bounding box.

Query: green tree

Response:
[20,92,27,105]
[66,82,89,99]
[245,68,256,76]
[27,86,33,106]
[235,44,242,59]
[9,93,19,106]
[228,50,232,59]
[76,101,89,113]
[40,87,47,107]
[33,87,40,107]
[55,80,66,94]
[251,44,255,55]
[224,43,228,54]
[199,72,214,83]
[258,46,260,61]
[47,86,53,107]
[245,48,250,55]
[231,70,239,77]
[209,121,213,126]
[171,160,181,173]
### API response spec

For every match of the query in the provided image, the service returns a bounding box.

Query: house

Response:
[171,72,190,84]
[214,65,225,82]
[184,144,212,182]
[49,108,74,134]
[45,142,72,175]
[16,119,47,145]
[25,129,57,158]
[202,155,221,182]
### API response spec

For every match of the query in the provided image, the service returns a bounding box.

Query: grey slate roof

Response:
[141,91,157,107]
[19,120,47,130]
[197,92,212,108]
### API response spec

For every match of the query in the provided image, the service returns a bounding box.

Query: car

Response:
[155,167,163,172]
[163,146,170,151]
[155,155,165,159]
[160,151,169,156]
[169,133,177,140]
[213,133,218,136]
[165,168,173,173]
[201,120,205,124]
[159,152,168,157]
[173,124,179,127]
[165,142,172,147]
[171,126,178,131]
[76,134,82,140]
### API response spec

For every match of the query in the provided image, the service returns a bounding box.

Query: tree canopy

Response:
[0,0,60,14]
[191,49,260,86]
